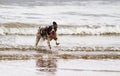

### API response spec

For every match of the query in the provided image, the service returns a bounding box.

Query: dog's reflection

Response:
[36,57,57,72]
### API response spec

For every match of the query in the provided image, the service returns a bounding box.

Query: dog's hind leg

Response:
[47,37,51,49]
[35,27,41,47]
[35,33,41,47]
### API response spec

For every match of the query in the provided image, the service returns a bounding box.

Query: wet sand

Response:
[0,58,120,76]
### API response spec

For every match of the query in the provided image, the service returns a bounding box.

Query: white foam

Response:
[0,27,37,35]
[0,26,6,35]
[58,25,120,35]
[0,25,120,35]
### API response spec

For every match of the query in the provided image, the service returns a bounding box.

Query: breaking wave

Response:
[0,44,120,52]
[0,23,120,36]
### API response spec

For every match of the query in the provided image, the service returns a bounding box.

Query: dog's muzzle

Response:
[50,31,55,35]
[50,28,55,35]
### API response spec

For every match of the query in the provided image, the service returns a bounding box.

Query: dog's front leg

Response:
[55,38,60,45]
[47,37,51,49]
[54,33,60,45]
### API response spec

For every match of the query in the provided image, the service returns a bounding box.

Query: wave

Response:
[0,44,120,60]
[61,12,119,18]
[0,22,120,36]
[58,25,120,35]
[0,44,120,51]
[59,68,120,72]
[1,0,119,6]
[0,0,92,6]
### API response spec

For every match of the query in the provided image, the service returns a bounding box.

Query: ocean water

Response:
[0,0,120,25]
[0,1,120,76]
[0,0,120,35]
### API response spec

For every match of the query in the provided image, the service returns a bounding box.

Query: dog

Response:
[35,21,59,49]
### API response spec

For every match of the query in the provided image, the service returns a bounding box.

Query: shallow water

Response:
[0,35,120,49]
[0,34,120,76]
[0,59,120,76]
[0,31,120,76]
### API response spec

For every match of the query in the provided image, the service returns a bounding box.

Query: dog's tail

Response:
[39,26,41,31]
[37,26,41,34]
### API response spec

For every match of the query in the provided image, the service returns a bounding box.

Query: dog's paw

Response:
[56,43,60,45]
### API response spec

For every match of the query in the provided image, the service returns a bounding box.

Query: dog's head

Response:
[39,21,58,36]
[50,21,57,35]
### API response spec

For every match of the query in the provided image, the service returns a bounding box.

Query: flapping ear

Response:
[53,21,57,25]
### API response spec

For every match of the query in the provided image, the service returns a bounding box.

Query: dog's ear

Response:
[53,21,57,25]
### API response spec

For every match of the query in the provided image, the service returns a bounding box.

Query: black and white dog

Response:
[35,21,59,49]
